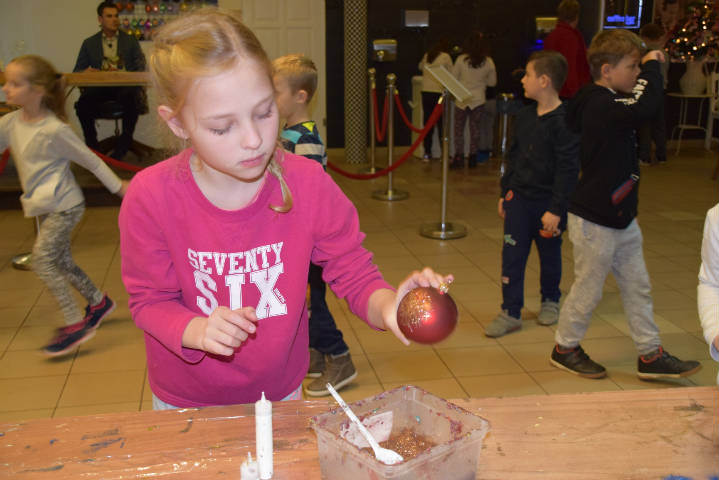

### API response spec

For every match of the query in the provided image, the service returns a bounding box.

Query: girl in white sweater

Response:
[1,55,127,356]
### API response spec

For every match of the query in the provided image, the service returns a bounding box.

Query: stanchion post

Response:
[372,73,408,201]
[11,216,39,270]
[420,90,467,239]
[362,68,377,174]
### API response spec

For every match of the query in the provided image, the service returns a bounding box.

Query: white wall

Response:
[0,0,169,148]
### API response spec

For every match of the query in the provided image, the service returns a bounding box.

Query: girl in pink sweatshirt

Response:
[119,9,452,408]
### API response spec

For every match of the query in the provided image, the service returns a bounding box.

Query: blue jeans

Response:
[555,214,660,355]
[501,192,564,318]
[308,263,348,356]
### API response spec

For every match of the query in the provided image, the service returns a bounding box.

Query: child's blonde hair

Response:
[587,29,644,80]
[10,55,67,122]
[150,8,292,212]
[272,54,318,102]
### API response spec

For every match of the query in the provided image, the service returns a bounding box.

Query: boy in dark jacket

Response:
[486,50,579,337]
[550,29,700,379]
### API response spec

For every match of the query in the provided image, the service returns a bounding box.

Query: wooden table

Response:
[0,71,151,87]
[1,387,716,479]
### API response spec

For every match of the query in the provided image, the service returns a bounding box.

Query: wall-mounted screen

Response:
[603,0,644,29]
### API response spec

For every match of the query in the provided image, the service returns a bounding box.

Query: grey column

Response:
[343,0,367,164]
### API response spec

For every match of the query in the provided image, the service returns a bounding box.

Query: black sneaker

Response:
[637,347,701,380]
[550,344,607,378]
[83,294,116,330]
[43,321,96,357]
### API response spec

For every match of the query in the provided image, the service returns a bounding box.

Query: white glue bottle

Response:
[255,391,273,479]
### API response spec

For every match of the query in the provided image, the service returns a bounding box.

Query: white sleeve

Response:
[0,112,12,153]
[698,204,719,360]
[52,123,123,194]
[485,57,497,88]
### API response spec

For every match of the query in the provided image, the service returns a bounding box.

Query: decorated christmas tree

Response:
[666,0,719,62]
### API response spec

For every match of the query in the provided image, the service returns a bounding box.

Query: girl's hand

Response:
[540,211,561,235]
[117,180,130,197]
[183,306,258,356]
[497,198,505,218]
[385,267,454,345]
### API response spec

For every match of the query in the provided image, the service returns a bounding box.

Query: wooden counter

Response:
[0,71,151,87]
[1,386,716,479]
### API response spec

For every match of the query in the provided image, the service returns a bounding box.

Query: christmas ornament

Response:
[125,2,135,12]
[396,285,458,344]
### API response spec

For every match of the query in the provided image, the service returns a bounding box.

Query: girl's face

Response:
[169,58,279,183]
[1,62,43,109]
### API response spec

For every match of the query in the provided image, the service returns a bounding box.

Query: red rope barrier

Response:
[373,88,389,142]
[90,148,144,172]
[0,149,9,176]
[327,99,443,180]
[393,91,423,134]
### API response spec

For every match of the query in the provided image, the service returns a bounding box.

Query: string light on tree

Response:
[666,0,719,62]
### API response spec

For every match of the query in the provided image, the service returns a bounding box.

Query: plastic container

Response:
[310,385,490,480]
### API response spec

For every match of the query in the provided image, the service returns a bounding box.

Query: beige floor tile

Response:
[501,342,556,373]
[652,290,699,312]
[382,378,468,399]
[435,345,524,377]
[580,337,639,367]
[71,339,147,374]
[432,322,496,349]
[0,349,74,378]
[0,375,67,411]
[530,370,621,395]
[367,350,451,383]
[354,328,425,354]
[0,327,18,352]
[581,316,626,340]
[493,320,557,346]
[58,369,145,407]
[687,360,719,387]
[0,409,54,423]
[0,306,30,328]
[54,402,141,418]
[7,324,58,351]
[458,372,546,398]
[599,312,686,337]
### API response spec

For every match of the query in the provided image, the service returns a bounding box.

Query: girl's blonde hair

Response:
[10,55,67,122]
[150,7,292,213]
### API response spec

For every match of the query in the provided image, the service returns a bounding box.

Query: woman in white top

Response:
[418,38,452,161]
[451,32,497,168]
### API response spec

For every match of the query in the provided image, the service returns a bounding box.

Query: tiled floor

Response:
[0,140,716,422]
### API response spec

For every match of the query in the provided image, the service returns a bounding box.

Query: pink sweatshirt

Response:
[119,149,391,407]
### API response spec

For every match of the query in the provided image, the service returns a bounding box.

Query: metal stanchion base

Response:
[372,189,409,201]
[419,221,467,240]
[12,252,33,270]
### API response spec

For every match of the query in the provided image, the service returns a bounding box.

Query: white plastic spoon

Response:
[326,383,404,465]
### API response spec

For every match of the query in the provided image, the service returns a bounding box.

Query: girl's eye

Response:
[210,126,230,136]
[258,108,273,119]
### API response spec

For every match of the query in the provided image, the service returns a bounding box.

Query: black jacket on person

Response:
[73,30,145,73]
[566,60,662,229]
[500,102,580,216]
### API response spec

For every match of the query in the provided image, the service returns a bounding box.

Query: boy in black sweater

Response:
[486,50,579,337]
[550,29,700,379]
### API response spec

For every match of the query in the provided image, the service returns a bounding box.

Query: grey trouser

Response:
[555,214,661,355]
[32,203,103,325]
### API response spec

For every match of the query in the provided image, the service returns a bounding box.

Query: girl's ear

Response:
[157,105,188,139]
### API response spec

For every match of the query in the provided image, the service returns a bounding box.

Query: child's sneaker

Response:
[550,344,607,378]
[484,311,521,337]
[304,351,357,397]
[307,348,325,378]
[637,347,701,380]
[83,294,115,330]
[43,321,96,357]
[536,300,560,326]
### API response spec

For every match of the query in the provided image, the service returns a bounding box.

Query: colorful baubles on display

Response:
[396,285,458,344]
